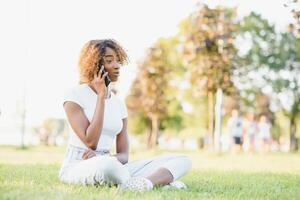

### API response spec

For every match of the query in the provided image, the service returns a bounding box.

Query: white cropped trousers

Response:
[59,145,192,186]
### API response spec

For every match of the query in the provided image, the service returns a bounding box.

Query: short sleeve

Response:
[119,99,128,119]
[62,88,83,108]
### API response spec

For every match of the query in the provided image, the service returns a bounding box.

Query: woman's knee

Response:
[152,154,192,181]
[83,156,119,178]
[164,154,192,165]
[165,154,192,172]
[99,156,130,184]
[106,156,119,166]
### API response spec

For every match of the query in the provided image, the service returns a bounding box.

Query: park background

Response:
[0,0,300,199]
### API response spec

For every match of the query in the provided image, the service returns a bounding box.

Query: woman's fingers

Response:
[88,151,96,159]
[86,150,96,159]
[82,150,90,160]
[94,65,104,79]
[82,151,87,160]
[82,149,96,160]
[99,65,104,78]
[101,72,108,80]
[82,152,90,160]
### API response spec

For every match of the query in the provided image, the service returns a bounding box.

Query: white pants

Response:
[59,145,192,186]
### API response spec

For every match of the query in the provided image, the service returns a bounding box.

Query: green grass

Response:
[0,145,300,200]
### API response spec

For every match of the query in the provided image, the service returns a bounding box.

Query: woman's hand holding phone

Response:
[91,65,108,98]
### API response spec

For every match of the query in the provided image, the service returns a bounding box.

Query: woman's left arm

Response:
[114,118,129,164]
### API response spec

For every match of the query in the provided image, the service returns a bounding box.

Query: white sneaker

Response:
[162,181,187,190]
[121,177,153,192]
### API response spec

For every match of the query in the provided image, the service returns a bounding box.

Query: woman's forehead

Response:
[104,47,117,57]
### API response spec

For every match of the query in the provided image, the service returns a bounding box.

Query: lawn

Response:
[0,145,300,200]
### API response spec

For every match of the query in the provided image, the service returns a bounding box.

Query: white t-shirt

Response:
[258,122,271,139]
[227,117,243,137]
[62,83,128,151]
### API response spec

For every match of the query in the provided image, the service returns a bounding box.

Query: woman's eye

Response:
[106,60,112,63]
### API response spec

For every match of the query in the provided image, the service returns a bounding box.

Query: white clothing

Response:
[59,145,130,185]
[258,122,271,140]
[59,83,192,186]
[227,117,243,137]
[125,153,191,181]
[62,83,127,151]
[244,120,257,138]
[59,145,192,186]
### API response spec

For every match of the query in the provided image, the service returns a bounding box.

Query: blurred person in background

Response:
[257,115,272,153]
[226,109,244,153]
[242,112,258,153]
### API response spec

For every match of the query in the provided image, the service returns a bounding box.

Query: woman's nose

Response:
[114,62,120,70]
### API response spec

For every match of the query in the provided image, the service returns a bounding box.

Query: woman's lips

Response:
[110,72,119,80]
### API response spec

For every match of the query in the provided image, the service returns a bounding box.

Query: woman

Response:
[59,39,192,191]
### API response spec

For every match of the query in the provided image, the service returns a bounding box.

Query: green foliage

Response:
[160,100,184,132]
[126,5,300,148]
[128,110,149,135]
[179,5,238,142]
[181,5,237,95]
[236,12,300,101]
[235,12,278,75]
[126,37,186,137]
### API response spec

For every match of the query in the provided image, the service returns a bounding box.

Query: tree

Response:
[270,32,300,151]
[180,5,237,147]
[126,37,183,148]
[236,12,300,151]
[126,79,151,136]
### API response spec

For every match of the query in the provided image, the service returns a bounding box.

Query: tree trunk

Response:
[290,116,298,152]
[214,88,223,152]
[208,91,215,147]
[147,121,153,149]
[147,115,159,148]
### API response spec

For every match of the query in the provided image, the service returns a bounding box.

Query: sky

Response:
[0,0,294,128]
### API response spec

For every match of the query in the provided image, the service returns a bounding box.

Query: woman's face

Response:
[102,47,121,82]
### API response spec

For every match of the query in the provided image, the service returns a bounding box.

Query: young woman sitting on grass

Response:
[59,39,192,192]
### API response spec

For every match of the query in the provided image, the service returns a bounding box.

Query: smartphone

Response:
[102,68,111,87]
[97,64,111,87]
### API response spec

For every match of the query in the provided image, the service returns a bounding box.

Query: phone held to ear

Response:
[98,66,111,87]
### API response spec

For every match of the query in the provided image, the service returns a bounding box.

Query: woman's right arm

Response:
[63,95,105,150]
[63,66,108,150]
